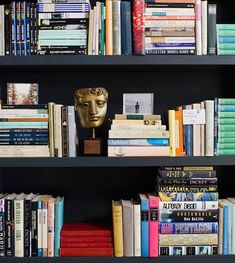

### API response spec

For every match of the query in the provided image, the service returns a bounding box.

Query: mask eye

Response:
[79,102,89,109]
[97,100,105,108]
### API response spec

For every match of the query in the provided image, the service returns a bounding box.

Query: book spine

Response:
[34,3,38,55]
[5,4,11,55]
[159,222,218,234]
[201,0,207,55]
[141,199,149,257]
[1,104,48,109]
[37,3,90,12]
[195,0,202,55]
[59,247,113,256]
[160,210,218,222]
[11,2,17,56]
[218,205,224,255]
[200,101,205,156]
[159,185,217,192]
[48,102,55,157]
[133,204,141,257]
[26,2,30,55]
[54,197,64,257]
[223,205,228,254]
[183,105,193,156]
[31,201,38,257]
[0,198,5,256]
[0,6,5,56]
[159,178,217,185]
[175,107,184,156]
[42,200,48,257]
[37,201,43,257]
[208,4,216,55]
[24,199,31,257]
[20,1,26,56]
[159,192,218,201]
[5,199,14,256]
[67,106,77,157]
[105,0,112,55]
[47,200,54,257]
[121,1,132,55]
[53,105,62,157]
[61,106,68,157]
[16,1,21,55]
[133,0,145,55]
[193,103,201,156]
[158,169,216,178]
[112,0,121,55]
[205,103,214,155]
[159,245,217,255]
[14,199,24,257]
[149,196,159,257]
[159,201,218,210]
[168,110,176,156]
[159,234,218,246]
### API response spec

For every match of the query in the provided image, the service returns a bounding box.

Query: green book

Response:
[217,149,235,155]
[218,99,235,105]
[218,131,235,138]
[217,24,235,30]
[217,143,235,149]
[218,138,235,143]
[219,125,235,131]
[218,118,235,124]
[218,49,235,55]
[218,43,235,49]
[217,30,235,37]
[218,112,235,118]
[101,3,105,55]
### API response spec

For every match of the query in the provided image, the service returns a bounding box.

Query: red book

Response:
[61,223,112,237]
[61,242,113,248]
[61,236,113,243]
[60,247,113,257]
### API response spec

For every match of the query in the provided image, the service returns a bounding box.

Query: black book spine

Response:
[5,199,14,257]
[208,4,217,55]
[5,4,11,56]
[158,170,216,178]
[0,199,5,256]
[158,178,218,185]
[145,3,195,8]
[31,201,38,257]
[61,106,68,157]
[1,104,48,109]
[24,200,31,257]
[34,4,38,55]
[158,185,218,193]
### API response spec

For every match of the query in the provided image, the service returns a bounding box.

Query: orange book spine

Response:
[175,106,184,156]
[105,0,113,55]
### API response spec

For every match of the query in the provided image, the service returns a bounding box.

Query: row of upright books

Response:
[0,0,233,56]
[168,98,235,156]
[0,103,78,157]
[0,193,64,257]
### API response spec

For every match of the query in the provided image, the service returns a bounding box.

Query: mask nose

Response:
[89,101,98,115]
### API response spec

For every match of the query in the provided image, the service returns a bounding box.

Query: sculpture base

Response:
[84,138,102,155]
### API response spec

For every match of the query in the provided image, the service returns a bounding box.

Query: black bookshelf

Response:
[0,156,235,167]
[1,55,235,68]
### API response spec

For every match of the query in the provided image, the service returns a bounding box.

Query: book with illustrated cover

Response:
[7,83,39,105]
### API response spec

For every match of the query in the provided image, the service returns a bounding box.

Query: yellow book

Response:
[112,200,124,257]
[105,0,113,55]
[168,110,176,156]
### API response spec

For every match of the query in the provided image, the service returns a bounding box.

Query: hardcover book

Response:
[7,83,39,105]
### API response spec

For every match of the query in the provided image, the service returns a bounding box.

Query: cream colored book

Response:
[113,119,161,125]
[109,130,169,139]
[201,0,208,55]
[200,101,205,156]
[168,110,176,156]
[133,201,141,257]
[193,103,201,156]
[88,9,94,55]
[105,0,113,55]
[53,104,63,157]
[205,100,214,156]
[111,124,166,131]
[48,102,55,157]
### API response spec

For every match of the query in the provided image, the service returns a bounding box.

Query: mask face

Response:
[75,92,107,128]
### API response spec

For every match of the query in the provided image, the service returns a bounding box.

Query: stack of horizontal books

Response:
[217,24,235,55]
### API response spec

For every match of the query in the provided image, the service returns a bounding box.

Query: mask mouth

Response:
[89,116,100,121]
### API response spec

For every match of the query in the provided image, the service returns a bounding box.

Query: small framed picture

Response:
[7,83,39,105]
[123,93,154,115]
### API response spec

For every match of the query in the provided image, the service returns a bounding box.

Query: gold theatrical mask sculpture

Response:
[74,87,108,155]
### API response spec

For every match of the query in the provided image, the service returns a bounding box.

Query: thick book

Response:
[159,192,218,201]
[208,4,217,55]
[60,247,113,256]
[61,223,112,237]
[61,236,113,243]
[54,196,64,257]
[159,201,218,210]
[139,194,149,257]
[121,1,132,55]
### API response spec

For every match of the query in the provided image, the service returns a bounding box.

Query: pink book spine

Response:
[148,195,159,257]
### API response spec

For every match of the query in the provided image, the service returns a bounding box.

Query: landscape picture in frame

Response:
[7,83,39,105]
[123,93,154,115]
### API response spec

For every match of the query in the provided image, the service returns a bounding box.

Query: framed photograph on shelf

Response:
[123,93,154,115]
[7,83,39,105]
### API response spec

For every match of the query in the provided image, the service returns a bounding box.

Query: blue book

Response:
[218,105,235,112]
[220,200,230,255]
[219,37,235,43]
[54,197,64,257]
[26,2,31,55]
[139,194,149,257]
[11,2,17,56]
[20,2,26,56]
[121,1,132,55]
[183,105,193,156]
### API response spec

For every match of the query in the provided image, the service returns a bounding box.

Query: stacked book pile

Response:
[108,114,170,157]
[0,193,64,257]
[0,104,50,157]
[217,24,235,55]
[158,166,219,256]
[218,198,235,255]
[48,103,78,157]
[88,0,132,55]
[37,0,90,55]
[60,223,113,256]
[215,98,235,156]
[112,194,159,257]
[144,0,196,55]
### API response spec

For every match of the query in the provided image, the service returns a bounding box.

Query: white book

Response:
[92,6,97,55]
[109,130,169,139]
[111,124,166,131]
[53,104,63,157]
[96,2,101,55]
[200,101,205,156]
[193,103,201,156]
[133,202,141,257]
[195,0,202,55]
[0,6,5,56]
[14,194,25,257]
[67,106,78,157]
[201,0,208,55]
[112,0,121,55]
[205,100,214,156]
[88,9,94,55]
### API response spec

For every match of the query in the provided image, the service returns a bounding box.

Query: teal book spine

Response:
[217,149,235,155]
[223,205,229,254]
[218,118,235,124]
[54,197,64,257]
[218,42,235,49]
[218,138,235,143]
[100,3,105,55]
[217,30,235,37]
[38,39,86,46]
[219,37,235,43]
[141,198,149,257]
[218,99,235,105]
[218,49,235,55]
[0,122,48,129]
[218,105,235,112]
[217,143,235,149]
[217,24,235,30]
[218,131,235,138]
[218,112,235,118]
[218,125,235,131]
